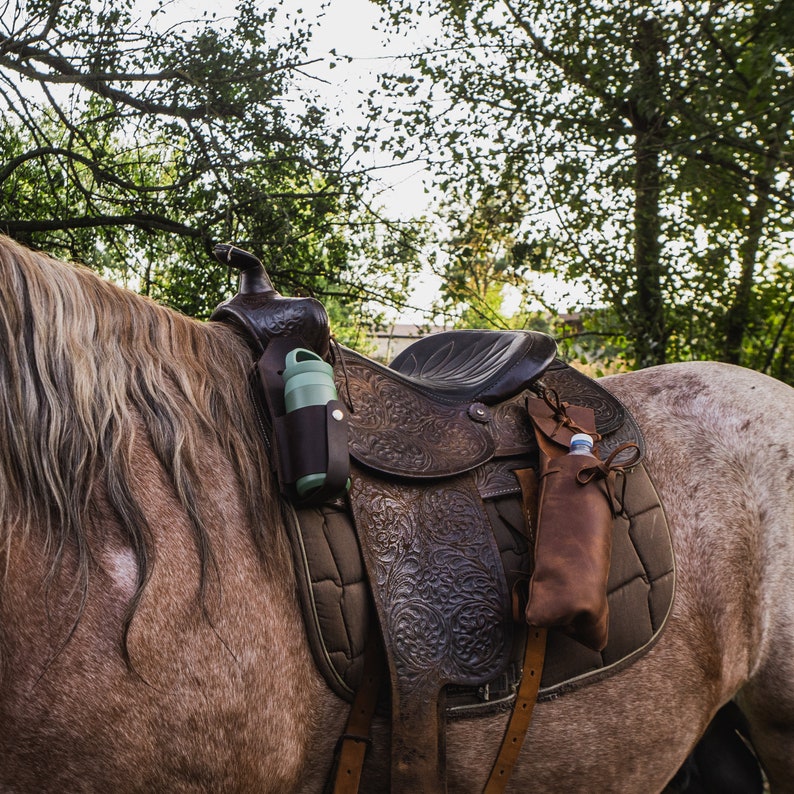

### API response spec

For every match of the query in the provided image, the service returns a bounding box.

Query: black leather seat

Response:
[389,329,557,405]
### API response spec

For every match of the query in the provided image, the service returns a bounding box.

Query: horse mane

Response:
[0,235,282,646]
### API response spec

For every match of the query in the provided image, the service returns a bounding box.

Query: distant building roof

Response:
[371,322,448,362]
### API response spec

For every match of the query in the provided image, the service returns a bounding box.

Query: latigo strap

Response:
[484,627,548,793]
[331,631,385,794]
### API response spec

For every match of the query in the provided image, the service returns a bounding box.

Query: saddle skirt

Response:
[287,462,673,709]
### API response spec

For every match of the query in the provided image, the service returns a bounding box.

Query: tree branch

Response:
[0,35,237,120]
[0,144,201,194]
[501,0,627,117]
[1,214,207,238]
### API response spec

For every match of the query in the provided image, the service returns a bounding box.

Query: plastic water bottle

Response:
[569,433,596,456]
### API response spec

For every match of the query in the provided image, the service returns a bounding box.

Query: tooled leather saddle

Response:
[210,246,674,793]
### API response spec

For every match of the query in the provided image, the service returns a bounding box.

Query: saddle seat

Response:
[389,329,557,405]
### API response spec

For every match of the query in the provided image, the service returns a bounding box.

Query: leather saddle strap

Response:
[483,626,547,793]
[332,630,385,794]
[484,465,548,793]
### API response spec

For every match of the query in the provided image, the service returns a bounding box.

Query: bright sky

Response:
[304,0,435,217]
[301,0,444,321]
[7,0,579,322]
[301,0,583,322]
[173,0,442,320]
[176,0,432,216]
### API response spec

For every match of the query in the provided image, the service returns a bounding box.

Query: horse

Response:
[0,233,791,792]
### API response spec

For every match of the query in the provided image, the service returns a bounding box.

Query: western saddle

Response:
[211,245,646,793]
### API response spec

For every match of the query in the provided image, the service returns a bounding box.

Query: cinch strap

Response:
[331,631,384,794]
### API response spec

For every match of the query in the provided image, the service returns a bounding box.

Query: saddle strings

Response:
[538,383,641,515]
[331,337,357,415]
[577,442,642,515]
[538,385,603,441]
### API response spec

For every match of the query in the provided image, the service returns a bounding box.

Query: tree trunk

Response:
[723,180,772,366]
[630,17,667,369]
[721,101,792,366]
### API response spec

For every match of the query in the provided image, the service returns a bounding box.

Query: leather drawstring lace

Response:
[576,442,642,514]
[331,337,357,415]
[540,386,603,442]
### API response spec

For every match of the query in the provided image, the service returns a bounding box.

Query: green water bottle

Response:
[283,348,338,412]
[282,348,346,498]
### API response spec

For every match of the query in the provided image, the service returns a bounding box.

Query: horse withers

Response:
[0,234,791,792]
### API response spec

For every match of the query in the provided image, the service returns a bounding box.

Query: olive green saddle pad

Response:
[285,458,673,714]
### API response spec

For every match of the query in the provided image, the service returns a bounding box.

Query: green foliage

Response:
[368,0,794,376]
[0,0,418,327]
[736,258,794,381]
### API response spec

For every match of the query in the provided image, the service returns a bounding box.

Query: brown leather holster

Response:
[524,393,616,651]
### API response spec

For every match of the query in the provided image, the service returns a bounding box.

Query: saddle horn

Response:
[213,243,276,296]
[210,243,331,360]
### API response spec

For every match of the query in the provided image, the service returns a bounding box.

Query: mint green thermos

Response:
[282,348,346,498]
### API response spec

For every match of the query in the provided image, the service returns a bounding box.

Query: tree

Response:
[0,0,418,327]
[424,184,562,333]
[368,0,794,372]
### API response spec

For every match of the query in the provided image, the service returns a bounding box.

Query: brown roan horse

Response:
[0,234,792,792]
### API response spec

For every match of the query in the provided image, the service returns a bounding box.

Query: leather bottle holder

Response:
[524,392,631,652]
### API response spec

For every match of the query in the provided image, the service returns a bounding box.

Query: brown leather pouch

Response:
[524,392,617,652]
